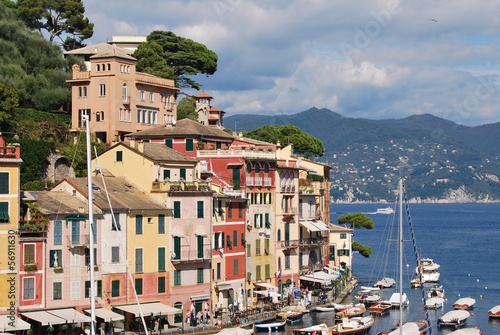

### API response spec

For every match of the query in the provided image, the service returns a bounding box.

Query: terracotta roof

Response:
[126,119,234,139]
[194,91,213,99]
[208,116,219,120]
[90,47,136,61]
[28,191,102,215]
[65,43,133,56]
[210,106,222,112]
[141,143,198,163]
[329,223,353,232]
[238,136,274,146]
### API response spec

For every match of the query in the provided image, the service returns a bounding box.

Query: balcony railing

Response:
[278,240,299,249]
[264,177,272,187]
[171,245,212,263]
[281,186,296,193]
[122,95,130,104]
[151,180,211,192]
[299,263,324,275]
[254,177,263,187]
[197,148,275,160]
[165,102,174,111]
[223,189,246,198]
[284,207,298,215]
[246,177,254,186]
[66,234,89,248]
[300,236,328,247]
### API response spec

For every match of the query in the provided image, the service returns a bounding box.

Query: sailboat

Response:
[376,178,431,335]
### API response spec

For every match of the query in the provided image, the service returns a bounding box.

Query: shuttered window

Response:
[158,247,165,271]
[174,201,181,218]
[158,214,165,234]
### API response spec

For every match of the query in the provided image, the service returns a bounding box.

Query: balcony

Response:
[165,102,174,111]
[66,234,89,248]
[254,177,263,187]
[223,189,246,198]
[278,240,299,250]
[171,245,211,263]
[151,180,211,192]
[299,263,324,275]
[264,177,272,187]
[281,186,296,194]
[283,207,298,215]
[197,148,275,160]
[299,236,328,247]
[122,95,130,104]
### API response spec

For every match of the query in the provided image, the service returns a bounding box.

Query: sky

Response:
[82,0,500,127]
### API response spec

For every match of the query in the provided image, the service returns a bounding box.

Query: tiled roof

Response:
[90,47,136,61]
[28,191,102,215]
[194,91,212,99]
[126,119,234,139]
[209,106,222,112]
[65,43,133,56]
[142,143,198,162]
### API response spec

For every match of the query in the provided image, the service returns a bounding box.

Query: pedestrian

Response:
[99,321,105,335]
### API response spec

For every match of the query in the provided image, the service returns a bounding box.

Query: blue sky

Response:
[83,0,500,126]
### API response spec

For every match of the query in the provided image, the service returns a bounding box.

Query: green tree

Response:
[0,82,19,126]
[17,0,94,50]
[338,213,374,257]
[246,124,325,157]
[134,30,218,90]
[59,132,106,177]
[134,41,175,79]
[176,96,198,121]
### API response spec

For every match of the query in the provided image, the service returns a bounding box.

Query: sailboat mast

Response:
[399,178,403,335]
[85,115,97,335]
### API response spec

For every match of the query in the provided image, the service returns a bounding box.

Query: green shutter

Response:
[180,168,186,180]
[265,238,269,254]
[174,270,181,286]
[158,277,166,293]
[163,170,170,180]
[197,236,204,258]
[116,151,123,162]
[232,168,240,183]
[165,139,173,148]
[97,280,102,297]
[234,259,239,275]
[233,231,237,247]
[174,237,181,260]
[265,213,270,228]
[265,264,270,278]
[0,172,8,194]
[197,201,204,218]
[112,280,120,297]
[136,215,143,235]
[54,221,62,245]
[186,139,193,151]
[158,214,165,234]
[256,265,261,280]
[135,278,143,295]
[174,201,181,218]
[0,202,8,223]
[216,141,221,149]
[197,268,203,283]
[330,247,335,261]
[158,247,165,271]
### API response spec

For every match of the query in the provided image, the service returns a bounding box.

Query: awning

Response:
[215,283,233,291]
[0,315,31,331]
[310,220,329,231]
[254,282,277,292]
[47,308,91,323]
[299,220,320,232]
[20,311,66,326]
[83,308,124,322]
[190,294,210,301]
[300,271,338,285]
[113,302,181,317]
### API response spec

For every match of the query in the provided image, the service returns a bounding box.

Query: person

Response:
[217,317,222,329]
[214,305,218,319]
[154,318,159,333]
[100,321,105,335]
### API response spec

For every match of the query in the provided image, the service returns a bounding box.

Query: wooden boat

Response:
[254,320,286,332]
[425,297,444,309]
[447,326,482,335]
[427,285,445,299]
[333,303,356,312]
[335,304,366,319]
[377,320,430,335]
[368,301,392,315]
[454,297,476,310]
[331,316,375,335]
[355,292,380,305]
[489,305,500,318]
[277,310,304,323]
[316,305,337,312]
[374,277,395,288]
[293,323,329,335]
[438,310,470,327]
[410,278,422,287]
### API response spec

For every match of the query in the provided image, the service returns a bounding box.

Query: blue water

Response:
[279,203,500,334]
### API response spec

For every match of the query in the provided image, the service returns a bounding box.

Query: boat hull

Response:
[255,321,286,332]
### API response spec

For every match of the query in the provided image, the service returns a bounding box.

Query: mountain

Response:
[225,109,500,202]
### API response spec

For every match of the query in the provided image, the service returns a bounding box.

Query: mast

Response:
[398,178,403,335]
[85,115,96,335]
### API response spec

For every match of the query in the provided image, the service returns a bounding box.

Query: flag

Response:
[278,268,282,279]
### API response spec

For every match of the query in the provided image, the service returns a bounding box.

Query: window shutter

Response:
[165,139,173,148]
[158,247,165,271]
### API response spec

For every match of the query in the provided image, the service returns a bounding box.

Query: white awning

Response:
[299,220,320,232]
[47,308,91,323]
[114,302,181,317]
[20,311,66,326]
[215,283,233,291]
[0,315,31,331]
[190,294,210,301]
[83,308,124,322]
[300,271,338,285]
[310,220,329,231]
[254,282,277,292]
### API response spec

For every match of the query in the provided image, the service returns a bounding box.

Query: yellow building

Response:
[0,139,22,313]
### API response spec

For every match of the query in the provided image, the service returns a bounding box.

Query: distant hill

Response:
[225,108,500,202]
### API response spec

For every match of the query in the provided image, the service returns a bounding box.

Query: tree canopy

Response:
[338,212,374,258]
[134,30,218,90]
[245,124,325,157]
[17,0,94,50]
[176,96,198,121]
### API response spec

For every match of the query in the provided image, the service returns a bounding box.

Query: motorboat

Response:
[438,310,470,327]
[489,305,500,318]
[454,297,476,310]
[376,207,395,214]
[415,258,440,282]
[355,292,381,305]
[377,320,430,335]
[360,286,380,291]
[331,316,375,335]
[410,278,422,287]
[427,285,445,298]
[254,320,286,332]
[293,323,329,335]
[389,292,408,307]
[335,304,366,319]
[333,303,356,313]
[368,301,392,315]
[447,326,482,334]
[276,309,304,323]
[374,278,395,288]
[425,297,444,309]
[316,305,337,312]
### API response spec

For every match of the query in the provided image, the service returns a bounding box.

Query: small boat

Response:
[374,277,395,288]
[377,320,430,335]
[369,301,392,315]
[333,303,356,312]
[277,310,304,323]
[427,285,445,298]
[316,305,337,312]
[454,297,476,310]
[415,258,441,282]
[438,310,470,328]
[293,323,329,335]
[489,305,500,318]
[355,292,381,305]
[389,292,408,307]
[410,278,422,287]
[254,320,286,332]
[335,304,366,319]
[331,316,375,335]
[447,326,482,335]
[376,207,395,214]
[425,297,444,309]
[360,286,380,291]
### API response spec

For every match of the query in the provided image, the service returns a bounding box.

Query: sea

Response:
[276,203,500,335]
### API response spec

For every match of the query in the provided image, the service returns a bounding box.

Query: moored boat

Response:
[254,320,286,332]
[355,292,381,305]
[447,326,482,335]
[335,304,366,319]
[489,305,500,318]
[331,316,375,335]
[425,297,444,309]
[292,323,329,335]
[454,297,476,310]
[374,277,395,288]
[316,305,336,312]
[277,310,304,323]
[369,301,392,315]
[377,320,430,335]
[427,285,445,299]
[438,310,470,327]
[389,292,408,307]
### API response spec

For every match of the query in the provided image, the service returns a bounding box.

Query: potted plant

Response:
[53,266,63,273]
[24,264,38,272]
[47,325,54,334]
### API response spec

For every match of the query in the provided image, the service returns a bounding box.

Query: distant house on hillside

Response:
[193,91,225,128]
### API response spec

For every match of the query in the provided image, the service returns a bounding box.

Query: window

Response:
[227,202,232,219]
[158,277,166,293]
[186,139,193,152]
[140,91,145,101]
[23,277,35,300]
[173,201,181,218]
[83,87,87,97]
[84,248,97,266]
[0,201,8,223]
[136,215,143,235]
[135,248,143,273]
[216,262,221,279]
[233,231,238,247]
[122,84,127,102]
[71,220,80,244]
[165,139,173,148]
[158,214,165,234]
[24,244,35,264]
[265,213,270,228]
[247,243,251,256]
[278,257,281,270]
[340,233,347,239]
[234,259,239,275]
[92,220,97,244]
[163,169,170,180]
[71,249,79,266]
[265,238,269,254]
[277,229,281,241]
[174,270,181,286]
[99,84,106,97]
[197,268,203,284]
[197,236,204,258]
[173,237,181,260]
[112,213,121,231]
[256,265,261,280]
[158,247,165,271]
[84,280,102,298]
[53,282,62,300]
[197,201,204,218]
[256,239,261,255]
[78,87,82,98]
[116,151,123,162]
[107,64,110,71]
[338,249,350,256]
[49,250,62,267]
[111,280,120,297]
[265,264,270,278]
[149,92,154,102]
[135,278,143,295]
[238,203,243,218]
[96,64,100,71]
[254,214,262,228]
[180,168,186,180]
[285,253,290,269]
[71,280,80,299]
[241,233,245,246]
[111,246,119,263]
[255,164,260,173]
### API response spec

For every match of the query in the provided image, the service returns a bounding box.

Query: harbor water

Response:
[276,203,500,335]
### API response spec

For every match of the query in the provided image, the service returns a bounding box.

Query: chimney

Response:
[137,141,144,153]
